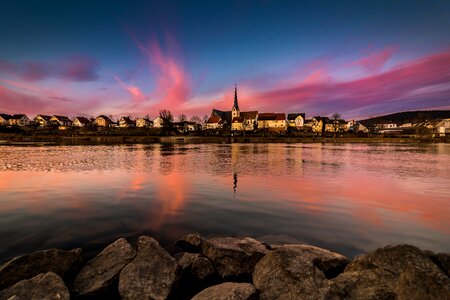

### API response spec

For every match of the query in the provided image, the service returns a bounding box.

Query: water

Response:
[0,143,449,261]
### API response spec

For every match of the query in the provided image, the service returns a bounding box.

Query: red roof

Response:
[207,115,221,124]
[258,113,286,121]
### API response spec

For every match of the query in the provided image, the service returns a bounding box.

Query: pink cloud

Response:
[352,46,397,73]
[0,55,99,82]
[113,75,146,102]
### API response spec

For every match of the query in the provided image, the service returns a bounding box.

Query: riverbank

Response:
[0,132,447,145]
[0,234,449,299]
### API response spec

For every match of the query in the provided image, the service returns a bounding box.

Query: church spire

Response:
[233,84,239,110]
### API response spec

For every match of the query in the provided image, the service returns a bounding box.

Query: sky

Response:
[0,0,449,120]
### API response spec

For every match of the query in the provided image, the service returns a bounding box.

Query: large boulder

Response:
[191,282,257,300]
[0,248,82,290]
[253,244,349,300]
[435,252,450,277]
[0,272,69,300]
[177,252,216,281]
[118,236,181,300]
[175,233,204,253]
[328,245,450,299]
[203,237,269,279]
[73,238,136,296]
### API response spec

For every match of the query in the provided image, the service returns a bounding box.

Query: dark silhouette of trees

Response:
[159,109,174,136]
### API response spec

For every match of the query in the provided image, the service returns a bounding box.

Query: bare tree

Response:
[332,112,342,137]
[159,109,174,135]
[178,114,187,122]
[203,114,209,123]
[190,115,202,124]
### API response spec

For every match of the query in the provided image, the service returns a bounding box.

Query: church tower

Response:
[232,84,240,118]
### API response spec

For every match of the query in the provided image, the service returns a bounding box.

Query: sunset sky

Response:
[1,0,449,120]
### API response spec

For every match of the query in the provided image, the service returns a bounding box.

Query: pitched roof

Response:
[232,116,245,123]
[240,111,258,119]
[120,116,134,124]
[96,115,112,122]
[258,113,286,121]
[287,113,305,120]
[52,115,72,122]
[207,115,222,124]
[0,114,12,120]
[74,117,91,125]
[212,109,232,124]
[35,115,52,121]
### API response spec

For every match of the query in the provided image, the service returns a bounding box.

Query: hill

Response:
[358,110,450,126]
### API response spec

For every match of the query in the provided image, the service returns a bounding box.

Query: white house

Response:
[0,114,12,126]
[73,117,92,127]
[257,113,288,131]
[119,116,135,128]
[153,116,164,128]
[34,115,52,126]
[136,118,152,128]
[50,115,72,126]
[287,113,305,129]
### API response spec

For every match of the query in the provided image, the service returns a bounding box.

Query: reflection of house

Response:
[205,115,226,130]
[93,115,113,127]
[50,115,72,126]
[136,118,152,128]
[73,117,92,127]
[311,116,330,133]
[257,113,288,131]
[287,113,305,129]
[119,117,135,128]
[0,114,12,125]
[34,115,52,126]
[153,116,164,128]
[9,114,31,126]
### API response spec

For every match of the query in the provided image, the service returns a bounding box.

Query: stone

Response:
[328,244,450,300]
[435,252,450,277]
[118,235,181,300]
[177,252,216,281]
[73,238,136,296]
[191,282,257,300]
[253,244,349,300]
[0,248,82,290]
[203,237,268,279]
[175,233,204,253]
[0,272,69,300]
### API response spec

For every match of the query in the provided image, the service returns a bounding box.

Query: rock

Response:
[178,252,216,281]
[253,244,349,300]
[328,244,450,299]
[435,253,450,277]
[73,238,136,296]
[0,248,82,290]
[175,233,204,253]
[118,235,181,300]
[203,237,268,279]
[0,272,69,300]
[191,282,257,300]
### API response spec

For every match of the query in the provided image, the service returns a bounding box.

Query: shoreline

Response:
[0,133,448,145]
[0,234,449,299]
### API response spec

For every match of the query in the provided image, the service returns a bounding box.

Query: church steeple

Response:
[232,84,240,118]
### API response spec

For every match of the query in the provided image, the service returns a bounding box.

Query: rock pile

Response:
[0,234,448,299]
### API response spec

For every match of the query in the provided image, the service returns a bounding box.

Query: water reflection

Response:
[0,143,449,261]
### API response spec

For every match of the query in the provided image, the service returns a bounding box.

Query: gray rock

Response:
[203,237,268,279]
[118,235,181,300]
[73,238,136,296]
[177,252,215,281]
[0,248,82,290]
[191,282,257,300]
[175,233,204,253]
[0,272,69,300]
[328,244,450,300]
[253,244,349,300]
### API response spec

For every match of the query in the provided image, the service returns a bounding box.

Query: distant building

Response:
[205,115,226,130]
[34,115,52,126]
[93,115,113,127]
[257,113,288,131]
[0,114,12,125]
[9,114,31,126]
[153,116,164,128]
[376,122,398,129]
[325,119,347,132]
[50,115,72,127]
[311,116,330,133]
[287,113,306,129]
[73,117,92,127]
[435,119,450,136]
[119,116,135,128]
[136,118,152,128]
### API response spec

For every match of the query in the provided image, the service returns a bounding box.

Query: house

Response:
[287,113,306,129]
[153,116,164,128]
[434,118,450,136]
[325,119,348,132]
[257,113,288,131]
[185,121,200,132]
[231,111,258,131]
[205,115,226,130]
[73,117,92,127]
[311,116,330,133]
[119,117,135,128]
[136,118,152,128]
[34,115,52,126]
[9,114,31,126]
[376,122,398,129]
[50,115,72,126]
[0,114,12,126]
[347,120,369,133]
[93,115,113,127]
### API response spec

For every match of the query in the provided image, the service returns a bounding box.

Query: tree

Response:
[190,115,202,124]
[203,114,209,123]
[159,109,174,136]
[178,114,187,122]
[332,112,342,137]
